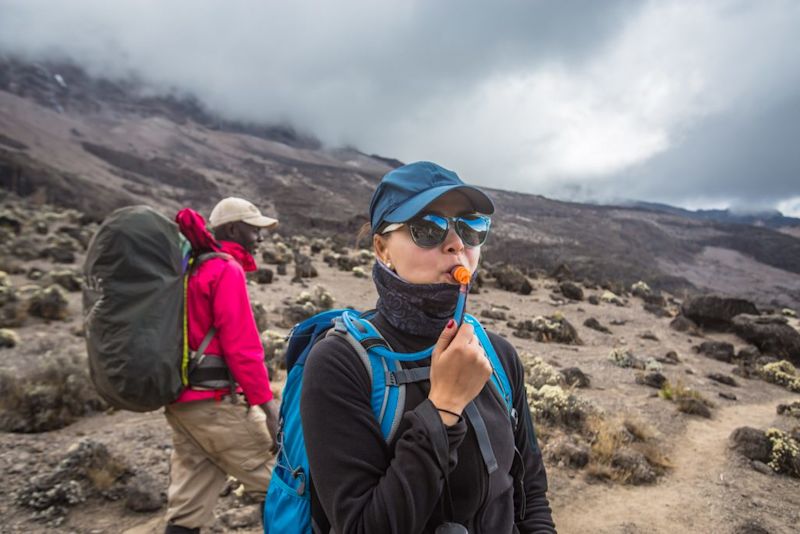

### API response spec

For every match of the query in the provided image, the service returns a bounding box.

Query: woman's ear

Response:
[373,234,391,266]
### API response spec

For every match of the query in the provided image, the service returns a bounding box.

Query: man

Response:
[164,197,280,534]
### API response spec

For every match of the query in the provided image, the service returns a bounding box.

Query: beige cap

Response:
[208,197,279,229]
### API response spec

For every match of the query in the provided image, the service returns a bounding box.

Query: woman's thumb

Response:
[432,319,458,359]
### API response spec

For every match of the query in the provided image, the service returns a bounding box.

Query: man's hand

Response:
[259,400,281,455]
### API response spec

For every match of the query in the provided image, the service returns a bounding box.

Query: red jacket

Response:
[175,241,273,405]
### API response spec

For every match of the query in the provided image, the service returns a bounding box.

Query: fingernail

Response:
[446,319,455,329]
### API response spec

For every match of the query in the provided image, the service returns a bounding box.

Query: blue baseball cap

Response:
[369,161,495,231]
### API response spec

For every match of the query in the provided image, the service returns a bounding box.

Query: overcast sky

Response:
[2,0,799,215]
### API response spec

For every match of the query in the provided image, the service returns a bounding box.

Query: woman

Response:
[301,161,556,533]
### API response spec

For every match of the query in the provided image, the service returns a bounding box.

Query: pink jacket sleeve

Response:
[211,260,273,405]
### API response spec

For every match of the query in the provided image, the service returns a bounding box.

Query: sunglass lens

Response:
[409,214,449,247]
[456,216,490,247]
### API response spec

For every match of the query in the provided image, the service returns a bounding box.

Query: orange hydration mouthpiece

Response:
[451,265,471,285]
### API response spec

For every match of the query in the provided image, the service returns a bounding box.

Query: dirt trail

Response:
[553,395,796,534]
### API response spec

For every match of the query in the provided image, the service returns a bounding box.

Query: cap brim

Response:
[383,184,494,224]
[243,215,279,229]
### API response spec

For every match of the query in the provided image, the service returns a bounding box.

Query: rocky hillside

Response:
[0,193,799,533]
[2,57,800,310]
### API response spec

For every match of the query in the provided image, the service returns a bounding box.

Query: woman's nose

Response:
[442,227,464,254]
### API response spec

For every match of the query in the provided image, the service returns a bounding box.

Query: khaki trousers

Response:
[164,399,275,528]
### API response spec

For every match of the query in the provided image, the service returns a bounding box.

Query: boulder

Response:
[480,308,507,321]
[251,302,268,333]
[694,341,735,363]
[669,315,700,335]
[635,371,667,389]
[559,281,584,301]
[249,268,274,285]
[124,471,163,512]
[611,449,657,485]
[732,314,800,366]
[677,398,712,418]
[49,269,82,292]
[706,373,738,387]
[681,295,759,330]
[600,291,625,306]
[510,314,582,345]
[27,285,69,321]
[560,367,590,388]
[583,317,611,334]
[587,295,600,306]
[493,265,533,295]
[656,350,680,365]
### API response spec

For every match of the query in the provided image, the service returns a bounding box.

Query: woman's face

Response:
[374,190,482,285]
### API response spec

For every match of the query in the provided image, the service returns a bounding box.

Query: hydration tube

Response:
[451,265,471,326]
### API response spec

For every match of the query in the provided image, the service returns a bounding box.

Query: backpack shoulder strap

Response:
[464,314,519,431]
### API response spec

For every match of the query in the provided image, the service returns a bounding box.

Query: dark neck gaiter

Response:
[373,261,463,338]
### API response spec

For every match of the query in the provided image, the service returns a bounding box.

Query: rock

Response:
[733,519,772,534]
[220,504,262,529]
[587,295,600,306]
[43,245,76,264]
[352,266,368,278]
[251,302,268,333]
[550,263,573,282]
[639,331,659,341]
[656,350,680,365]
[600,291,624,306]
[249,268,274,285]
[293,254,318,281]
[276,263,287,276]
[643,302,670,318]
[49,269,82,292]
[610,318,627,326]
[493,265,533,295]
[510,314,582,345]
[694,341,735,363]
[729,427,771,462]
[718,392,737,401]
[611,449,657,484]
[480,308,507,321]
[27,267,46,281]
[677,398,712,418]
[0,328,19,348]
[782,308,797,318]
[559,281,584,301]
[560,367,590,388]
[635,371,667,389]
[706,373,738,387]
[16,439,129,513]
[737,345,761,364]
[583,317,611,334]
[125,471,163,512]
[777,401,800,418]
[609,349,645,369]
[669,315,700,335]
[1,285,28,328]
[27,285,69,320]
[751,460,773,476]
[681,295,759,330]
[732,314,800,366]
[280,303,317,327]
[549,438,590,468]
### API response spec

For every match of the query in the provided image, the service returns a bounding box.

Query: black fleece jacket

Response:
[301,313,557,534]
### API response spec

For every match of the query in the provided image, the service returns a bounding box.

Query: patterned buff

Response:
[372,261,467,339]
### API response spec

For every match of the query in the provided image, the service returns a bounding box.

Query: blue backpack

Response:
[263,309,518,534]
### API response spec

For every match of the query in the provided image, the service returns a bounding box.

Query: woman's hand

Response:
[428,319,492,425]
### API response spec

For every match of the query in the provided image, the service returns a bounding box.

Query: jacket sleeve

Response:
[489,333,557,534]
[301,335,468,534]
[211,260,273,405]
